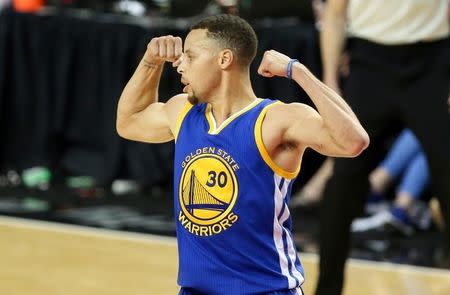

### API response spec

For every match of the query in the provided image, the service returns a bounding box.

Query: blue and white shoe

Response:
[364,192,389,215]
[351,208,414,236]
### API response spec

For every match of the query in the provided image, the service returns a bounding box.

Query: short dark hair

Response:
[191,14,258,67]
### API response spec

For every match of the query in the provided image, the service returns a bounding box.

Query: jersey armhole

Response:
[174,101,194,142]
[254,102,300,180]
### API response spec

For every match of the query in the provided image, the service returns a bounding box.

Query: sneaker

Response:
[351,210,414,236]
[365,201,390,215]
[365,192,389,215]
[408,200,432,230]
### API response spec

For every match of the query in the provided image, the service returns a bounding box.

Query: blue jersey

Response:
[173,98,304,294]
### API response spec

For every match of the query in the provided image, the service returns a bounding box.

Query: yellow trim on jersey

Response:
[205,104,216,134]
[174,101,194,142]
[254,102,300,180]
[205,98,263,135]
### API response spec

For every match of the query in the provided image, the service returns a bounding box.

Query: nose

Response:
[176,55,185,74]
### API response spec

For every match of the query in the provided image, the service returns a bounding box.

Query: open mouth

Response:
[181,78,191,93]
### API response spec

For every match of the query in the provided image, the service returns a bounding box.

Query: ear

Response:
[218,49,234,70]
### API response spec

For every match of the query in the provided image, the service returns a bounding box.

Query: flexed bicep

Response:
[117,94,189,143]
[282,103,360,157]
[116,35,185,143]
[117,102,173,143]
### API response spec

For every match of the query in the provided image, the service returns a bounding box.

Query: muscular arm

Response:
[286,63,368,157]
[116,36,185,143]
[259,50,369,158]
[292,0,366,156]
[321,0,348,91]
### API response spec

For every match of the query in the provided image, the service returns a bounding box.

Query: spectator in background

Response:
[351,129,432,236]
[318,1,450,295]
[292,128,434,236]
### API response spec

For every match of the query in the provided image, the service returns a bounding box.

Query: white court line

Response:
[1,215,449,277]
[299,252,450,277]
[0,215,177,246]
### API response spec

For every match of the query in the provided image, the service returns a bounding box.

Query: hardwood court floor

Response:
[0,216,449,295]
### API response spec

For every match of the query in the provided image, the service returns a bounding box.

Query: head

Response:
[177,14,258,104]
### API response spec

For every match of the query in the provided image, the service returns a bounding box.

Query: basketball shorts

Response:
[178,286,304,295]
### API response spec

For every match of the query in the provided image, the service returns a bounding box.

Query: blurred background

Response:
[0,0,449,294]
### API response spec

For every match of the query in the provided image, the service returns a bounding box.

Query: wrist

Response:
[140,57,164,70]
[290,61,307,80]
[286,59,300,79]
[141,52,165,67]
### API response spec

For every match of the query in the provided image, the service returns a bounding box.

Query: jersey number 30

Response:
[206,171,227,188]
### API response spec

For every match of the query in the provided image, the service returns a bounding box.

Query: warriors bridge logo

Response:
[178,147,239,236]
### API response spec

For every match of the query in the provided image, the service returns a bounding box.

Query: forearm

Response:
[117,57,164,120]
[293,63,357,120]
[320,2,347,86]
[292,63,367,150]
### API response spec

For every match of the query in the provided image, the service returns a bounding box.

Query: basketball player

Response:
[117,15,369,295]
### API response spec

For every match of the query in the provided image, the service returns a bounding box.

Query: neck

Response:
[208,70,258,125]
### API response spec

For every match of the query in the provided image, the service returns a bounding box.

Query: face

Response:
[177,29,222,104]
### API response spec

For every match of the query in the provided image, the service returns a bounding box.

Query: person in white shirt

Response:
[317,1,450,294]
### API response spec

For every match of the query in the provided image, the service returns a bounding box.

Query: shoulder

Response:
[165,94,190,122]
[261,102,321,148]
[162,94,194,136]
[165,93,190,113]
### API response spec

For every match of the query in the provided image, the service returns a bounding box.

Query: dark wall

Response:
[0,11,322,188]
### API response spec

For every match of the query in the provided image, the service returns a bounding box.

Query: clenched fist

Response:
[144,35,183,66]
[257,50,296,78]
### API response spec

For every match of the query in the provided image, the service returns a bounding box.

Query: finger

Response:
[257,65,272,77]
[257,65,264,76]
[261,71,274,78]
[159,37,167,58]
[257,60,269,76]
[265,50,274,60]
[166,37,175,60]
[149,38,159,57]
[174,37,183,59]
